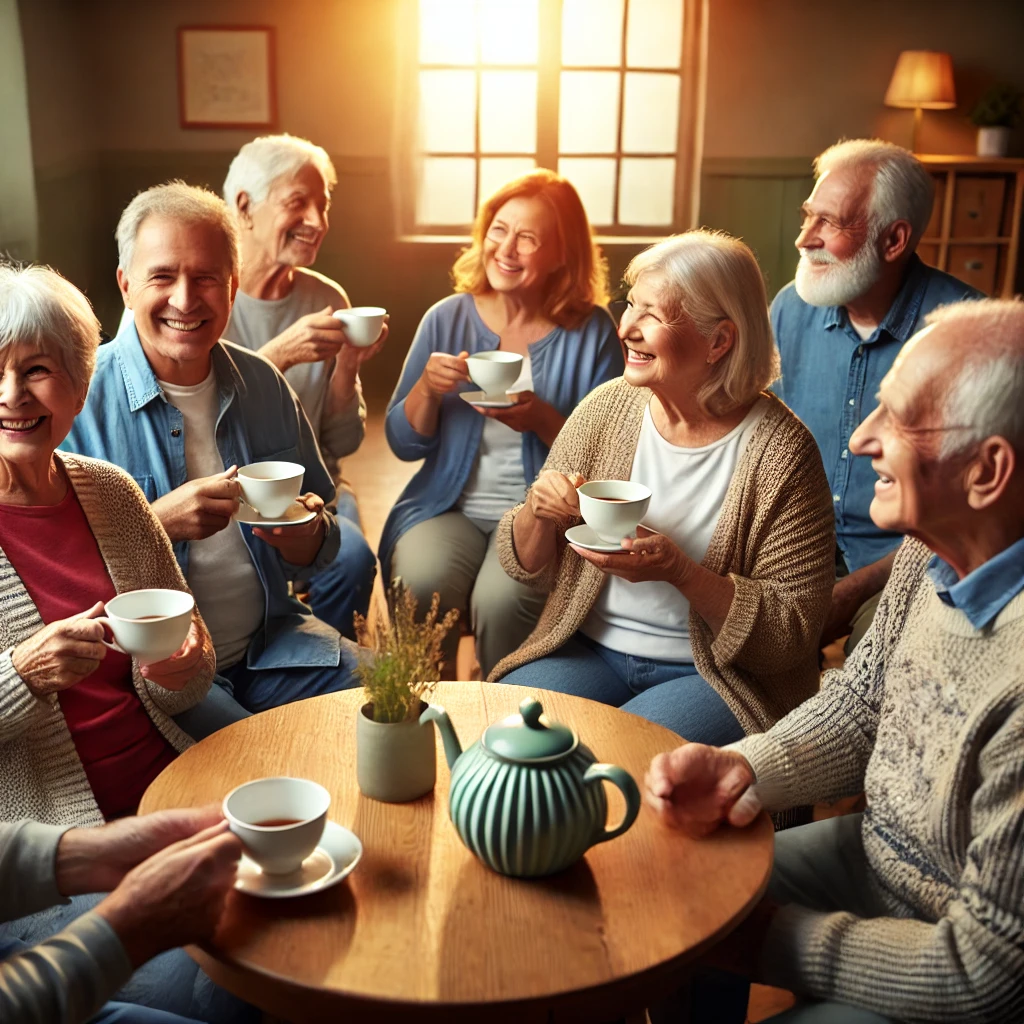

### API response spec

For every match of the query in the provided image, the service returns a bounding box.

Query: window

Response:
[398,0,706,238]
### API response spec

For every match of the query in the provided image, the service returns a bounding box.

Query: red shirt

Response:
[0,487,176,819]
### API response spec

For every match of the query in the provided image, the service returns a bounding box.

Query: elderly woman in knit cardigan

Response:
[493,231,835,744]
[0,265,253,1023]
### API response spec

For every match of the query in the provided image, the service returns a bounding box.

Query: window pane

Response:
[480,71,536,153]
[622,73,679,153]
[479,0,539,64]
[626,0,683,68]
[419,0,476,64]
[419,70,476,152]
[480,158,537,205]
[562,0,624,67]
[559,158,616,227]
[619,158,676,225]
[418,157,476,224]
[559,71,620,154]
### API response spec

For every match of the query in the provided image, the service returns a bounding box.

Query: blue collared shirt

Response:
[61,323,342,671]
[771,255,982,573]
[927,537,1024,630]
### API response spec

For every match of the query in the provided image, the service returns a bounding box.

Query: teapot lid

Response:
[483,698,577,761]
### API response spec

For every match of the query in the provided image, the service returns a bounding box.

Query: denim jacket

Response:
[61,323,342,670]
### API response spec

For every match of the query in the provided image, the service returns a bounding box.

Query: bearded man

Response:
[772,139,981,652]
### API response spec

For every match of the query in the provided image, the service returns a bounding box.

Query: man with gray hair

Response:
[647,298,1024,1023]
[63,181,361,717]
[772,139,982,652]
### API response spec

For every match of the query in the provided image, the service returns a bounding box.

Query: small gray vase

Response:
[356,701,436,802]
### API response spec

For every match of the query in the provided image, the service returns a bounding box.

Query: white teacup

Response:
[577,481,653,544]
[223,777,331,875]
[465,351,523,398]
[333,306,387,347]
[100,589,194,665]
[237,461,304,519]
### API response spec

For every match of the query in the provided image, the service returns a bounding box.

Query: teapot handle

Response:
[583,763,641,845]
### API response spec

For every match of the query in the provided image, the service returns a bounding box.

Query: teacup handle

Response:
[96,617,127,656]
[584,763,641,844]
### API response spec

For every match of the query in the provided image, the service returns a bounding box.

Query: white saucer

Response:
[565,523,629,553]
[235,820,363,899]
[460,390,516,409]
[234,501,316,528]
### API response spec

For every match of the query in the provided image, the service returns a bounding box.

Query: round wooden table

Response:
[140,683,773,1023]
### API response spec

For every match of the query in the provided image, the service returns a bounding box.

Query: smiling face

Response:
[245,163,330,269]
[482,196,563,298]
[0,342,84,470]
[117,215,236,384]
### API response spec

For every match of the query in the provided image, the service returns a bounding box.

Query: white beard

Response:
[794,240,883,307]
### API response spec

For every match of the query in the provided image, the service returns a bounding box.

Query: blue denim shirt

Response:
[771,255,982,572]
[61,323,343,671]
[927,537,1024,630]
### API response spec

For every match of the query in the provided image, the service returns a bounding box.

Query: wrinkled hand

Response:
[820,574,863,646]
[644,743,759,837]
[472,390,559,437]
[56,804,226,896]
[527,470,585,529]
[12,602,107,697]
[151,467,240,543]
[336,316,389,373]
[260,306,346,372]
[140,618,204,689]
[570,525,690,584]
[416,350,470,399]
[253,492,327,566]
[93,819,243,968]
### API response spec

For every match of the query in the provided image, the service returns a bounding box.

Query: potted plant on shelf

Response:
[352,580,458,803]
[970,83,1022,157]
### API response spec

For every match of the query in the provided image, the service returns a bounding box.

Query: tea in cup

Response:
[223,777,331,875]
[237,461,304,519]
[576,481,652,544]
[465,351,523,398]
[100,589,194,664]
[332,306,387,347]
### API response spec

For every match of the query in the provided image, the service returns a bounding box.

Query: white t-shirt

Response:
[159,371,264,670]
[581,398,770,661]
[457,356,534,522]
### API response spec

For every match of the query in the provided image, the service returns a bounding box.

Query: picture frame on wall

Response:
[178,25,276,129]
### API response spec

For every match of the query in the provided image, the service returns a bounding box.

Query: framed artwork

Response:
[178,25,276,129]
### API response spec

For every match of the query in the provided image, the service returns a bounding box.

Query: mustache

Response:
[798,248,842,266]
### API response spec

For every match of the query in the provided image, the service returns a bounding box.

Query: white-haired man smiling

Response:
[647,298,1024,1024]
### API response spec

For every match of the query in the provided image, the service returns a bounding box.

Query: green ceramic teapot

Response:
[420,696,641,878]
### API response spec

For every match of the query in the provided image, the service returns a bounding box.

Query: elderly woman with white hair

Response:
[222,133,380,638]
[493,231,836,744]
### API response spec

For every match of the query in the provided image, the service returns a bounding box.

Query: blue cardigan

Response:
[379,293,623,578]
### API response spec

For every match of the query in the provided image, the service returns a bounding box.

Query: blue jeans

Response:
[305,489,377,641]
[500,632,744,745]
[172,680,252,740]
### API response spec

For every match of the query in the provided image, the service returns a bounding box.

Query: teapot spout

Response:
[419,704,462,771]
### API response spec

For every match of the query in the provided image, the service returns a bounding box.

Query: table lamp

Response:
[884,50,956,153]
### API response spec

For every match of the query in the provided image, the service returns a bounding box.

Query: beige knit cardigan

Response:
[0,453,214,827]
[491,380,835,735]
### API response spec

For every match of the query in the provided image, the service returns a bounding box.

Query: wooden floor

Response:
[344,405,797,1023]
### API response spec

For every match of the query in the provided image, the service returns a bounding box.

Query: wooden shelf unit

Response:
[915,155,1024,297]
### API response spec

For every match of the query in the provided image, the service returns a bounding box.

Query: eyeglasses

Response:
[485,224,542,256]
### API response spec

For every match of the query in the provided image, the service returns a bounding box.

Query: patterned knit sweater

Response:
[491,379,836,735]
[737,538,1024,1023]
[0,454,215,827]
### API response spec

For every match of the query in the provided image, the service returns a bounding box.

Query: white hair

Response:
[223,134,337,212]
[926,299,1024,456]
[116,181,240,277]
[0,262,101,396]
[625,230,780,415]
[815,139,935,240]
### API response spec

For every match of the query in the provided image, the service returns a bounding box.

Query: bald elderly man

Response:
[647,299,1024,1024]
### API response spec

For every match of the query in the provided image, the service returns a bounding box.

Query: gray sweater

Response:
[736,538,1024,1023]
[0,821,131,1024]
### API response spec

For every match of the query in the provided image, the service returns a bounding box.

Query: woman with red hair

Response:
[380,170,622,677]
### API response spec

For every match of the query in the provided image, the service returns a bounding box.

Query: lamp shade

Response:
[884,51,956,109]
